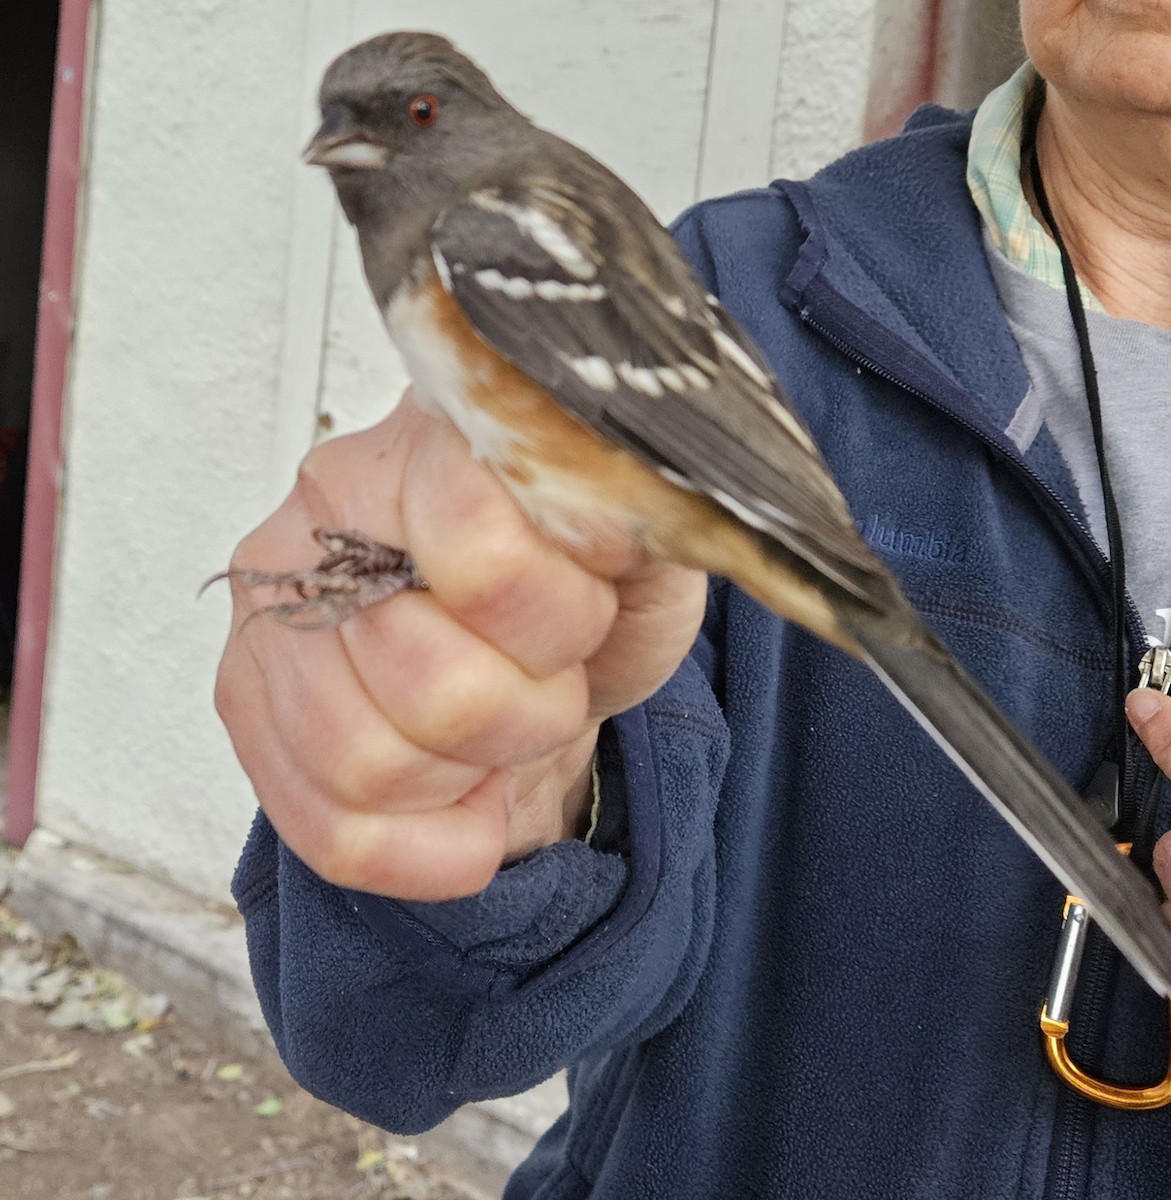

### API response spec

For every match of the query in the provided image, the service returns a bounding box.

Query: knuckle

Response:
[212,670,236,727]
[328,736,412,811]
[212,644,256,733]
[292,435,375,520]
[532,668,591,743]
[313,829,378,892]
[420,662,588,763]
[451,852,503,899]
[294,437,347,496]
[440,535,535,619]
[226,528,266,574]
[425,541,618,676]
[410,657,504,752]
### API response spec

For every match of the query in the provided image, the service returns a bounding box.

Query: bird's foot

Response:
[202,528,427,629]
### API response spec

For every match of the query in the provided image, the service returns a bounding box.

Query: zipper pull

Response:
[1036,605,1171,1110]
[1083,761,1120,830]
[1137,607,1171,695]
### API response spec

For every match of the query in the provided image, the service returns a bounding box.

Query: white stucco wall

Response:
[36,0,311,898]
[38,0,900,900]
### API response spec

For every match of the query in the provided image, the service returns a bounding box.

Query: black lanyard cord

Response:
[1028,147,1130,820]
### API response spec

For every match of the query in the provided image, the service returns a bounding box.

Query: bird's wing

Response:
[429,168,895,611]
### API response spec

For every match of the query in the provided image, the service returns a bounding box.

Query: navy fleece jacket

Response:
[233,107,1171,1199]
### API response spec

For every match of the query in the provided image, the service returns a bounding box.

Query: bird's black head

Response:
[306,32,534,300]
[307,33,529,235]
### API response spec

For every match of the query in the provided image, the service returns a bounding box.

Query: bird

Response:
[226,30,1171,997]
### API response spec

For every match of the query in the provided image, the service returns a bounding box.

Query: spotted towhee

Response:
[220,31,1171,995]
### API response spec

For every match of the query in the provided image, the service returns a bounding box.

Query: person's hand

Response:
[214,393,706,902]
[1126,689,1171,916]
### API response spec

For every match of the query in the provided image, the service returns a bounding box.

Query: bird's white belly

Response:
[382,283,521,467]
[381,281,636,549]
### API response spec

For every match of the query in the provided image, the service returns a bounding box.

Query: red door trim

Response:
[6,0,93,845]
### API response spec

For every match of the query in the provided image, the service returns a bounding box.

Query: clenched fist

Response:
[214,395,706,901]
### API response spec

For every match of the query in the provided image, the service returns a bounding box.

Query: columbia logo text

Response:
[861,515,970,565]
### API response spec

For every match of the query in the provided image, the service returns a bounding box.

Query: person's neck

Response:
[1029,89,1171,329]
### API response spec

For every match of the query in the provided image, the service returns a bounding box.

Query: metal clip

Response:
[1039,844,1171,1110]
[1140,609,1171,692]
[1138,645,1171,694]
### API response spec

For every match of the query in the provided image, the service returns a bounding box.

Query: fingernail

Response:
[1126,689,1163,726]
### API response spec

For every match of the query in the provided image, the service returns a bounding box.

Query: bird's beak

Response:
[304,103,389,171]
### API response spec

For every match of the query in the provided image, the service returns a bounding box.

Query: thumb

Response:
[1126,689,1171,780]
[1128,689,1171,911]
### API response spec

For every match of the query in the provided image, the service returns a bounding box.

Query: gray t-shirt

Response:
[986,231,1171,645]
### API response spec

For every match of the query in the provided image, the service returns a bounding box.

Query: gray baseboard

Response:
[3,830,565,1196]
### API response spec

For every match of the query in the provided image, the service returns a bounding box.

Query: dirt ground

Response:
[0,906,483,1200]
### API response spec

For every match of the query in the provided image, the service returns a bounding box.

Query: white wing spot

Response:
[711,488,771,532]
[662,295,687,318]
[471,190,597,280]
[472,270,604,302]
[616,361,710,395]
[711,487,800,534]
[713,329,771,387]
[533,279,607,301]
[617,363,664,397]
[679,364,711,390]
[561,354,617,391]
[474,269,536,300]
[431,247,453,291]
[656,366,686,393]
[657,464,700,492]
[707,326,816,451]
[767,401,817,453]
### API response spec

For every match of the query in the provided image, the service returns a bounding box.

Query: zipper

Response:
[796,300,1165,1200]
[1047,1085,1094,1200]
[1041,645,1171,1200]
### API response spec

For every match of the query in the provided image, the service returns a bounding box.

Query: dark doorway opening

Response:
[0,5,60,698]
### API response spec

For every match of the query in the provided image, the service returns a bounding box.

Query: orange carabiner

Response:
[1039,844,1171,1111]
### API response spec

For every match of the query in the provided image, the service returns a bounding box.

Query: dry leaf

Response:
[100,1000,135,1032]
[121,1033,155,1058]
[31,967,72,1006]
[355,1148,386,1172]
[253,1095,284,1118]
[46,997,96,1029]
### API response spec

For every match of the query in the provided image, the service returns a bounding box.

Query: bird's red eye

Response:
[408,94,440,127]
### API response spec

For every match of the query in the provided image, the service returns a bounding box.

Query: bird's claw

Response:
[201,528,426,629]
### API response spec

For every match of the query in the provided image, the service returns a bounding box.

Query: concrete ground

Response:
[1,832,566,1197]
[0,909,481,1200]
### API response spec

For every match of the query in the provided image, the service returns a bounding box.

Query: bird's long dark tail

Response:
[843,610,1171,998]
